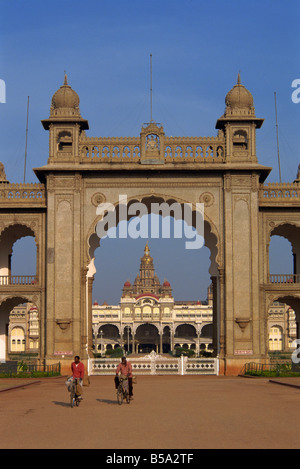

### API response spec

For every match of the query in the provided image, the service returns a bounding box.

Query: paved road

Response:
[0,375,299,449]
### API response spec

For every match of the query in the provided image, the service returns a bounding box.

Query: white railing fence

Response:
[89,351,219,376]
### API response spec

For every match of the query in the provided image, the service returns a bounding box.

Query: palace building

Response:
[91,243,297,356]
[92,243,214,355]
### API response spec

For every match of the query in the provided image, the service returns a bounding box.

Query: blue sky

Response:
[1,0,299,303]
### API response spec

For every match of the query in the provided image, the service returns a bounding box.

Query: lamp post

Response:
[100,329,103,357]
[126,326,130,355]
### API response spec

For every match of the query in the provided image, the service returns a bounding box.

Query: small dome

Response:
[93,301,99,306]
[50,74,80,115]
[225,73,254,115]
[124,280,131,287]
[163,280,170,287]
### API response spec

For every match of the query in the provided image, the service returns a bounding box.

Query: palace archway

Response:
[87,197,220,359]
[0,73,298,375]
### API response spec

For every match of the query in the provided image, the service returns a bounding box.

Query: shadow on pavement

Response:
[52,401,71,407]
[96,398,118,405]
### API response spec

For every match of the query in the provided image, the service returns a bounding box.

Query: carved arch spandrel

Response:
[85,191,223,273]
[0,222,40,247]
[266,220,300,245]
[265,293,300,311]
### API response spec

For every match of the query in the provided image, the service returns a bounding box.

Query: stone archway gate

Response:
[1,74,299,375]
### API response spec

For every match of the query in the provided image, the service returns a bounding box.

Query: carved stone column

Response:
[211,275,218,356]
[132,325,136,354]
[218,268,225,358]
[86,275,94,358]
[159,325,163,354]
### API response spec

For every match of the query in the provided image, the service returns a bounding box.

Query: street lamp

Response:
[100,329,103,357]
[126,326,130,355]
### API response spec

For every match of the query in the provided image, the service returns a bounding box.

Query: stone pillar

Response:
[170,328,173,354]
[86,275,94,358]
[45,174,84,374]
[196,329,200,357]
[223,174,263,375]
[211,275,218,356]
[218,268,225,358]
[132,328,135,354]
[93,325,98,354]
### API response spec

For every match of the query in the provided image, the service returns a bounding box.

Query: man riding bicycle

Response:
[115,356,133,400]
[71,355,84,400]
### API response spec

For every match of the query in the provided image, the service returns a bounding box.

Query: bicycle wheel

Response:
[117,386,123,405]
[70,389,75,408]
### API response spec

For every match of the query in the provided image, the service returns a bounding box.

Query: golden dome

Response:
[141,241,153,264]
[225,73,255,115]
[50,74,80,115]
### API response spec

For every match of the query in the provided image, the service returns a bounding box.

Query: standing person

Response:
[115,356,133,400]
[71,356,84,400]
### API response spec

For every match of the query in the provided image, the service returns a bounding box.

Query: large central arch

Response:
[87,193,220,273]
[86,193,222,360]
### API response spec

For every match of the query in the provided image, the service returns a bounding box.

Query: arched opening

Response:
[162,325,171,353]
[123,325,133,353]
[269,325,284,351]
[87,194,221,357]
[135,323,160,353]
[269,296,300,354]
[0,297,39,361]
[10,327,25,353]
[201,324,213,338]
[175,324,197,340]
[0,224,37,285]
[269,224,300,283]
[94,324,120,355]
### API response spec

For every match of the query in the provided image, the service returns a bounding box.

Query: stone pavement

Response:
[0,375,300,449]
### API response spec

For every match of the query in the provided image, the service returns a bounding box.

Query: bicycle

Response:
[70,378,81,408]
[117,376,130,405]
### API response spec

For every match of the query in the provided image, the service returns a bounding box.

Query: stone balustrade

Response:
[267,274,300,284]
[0,275,38,286]
[79,135,225,163]
[0,183,46,206]
[259,183,300,205]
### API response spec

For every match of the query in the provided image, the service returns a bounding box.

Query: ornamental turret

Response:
[41,74,89,164]
[216,73,264,163]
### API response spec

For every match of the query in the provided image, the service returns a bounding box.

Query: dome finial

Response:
[64,71,68,86]
[237,71,241,85]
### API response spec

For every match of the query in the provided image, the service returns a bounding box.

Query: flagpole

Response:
[274,92,282,183]
[24,96,29,184]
